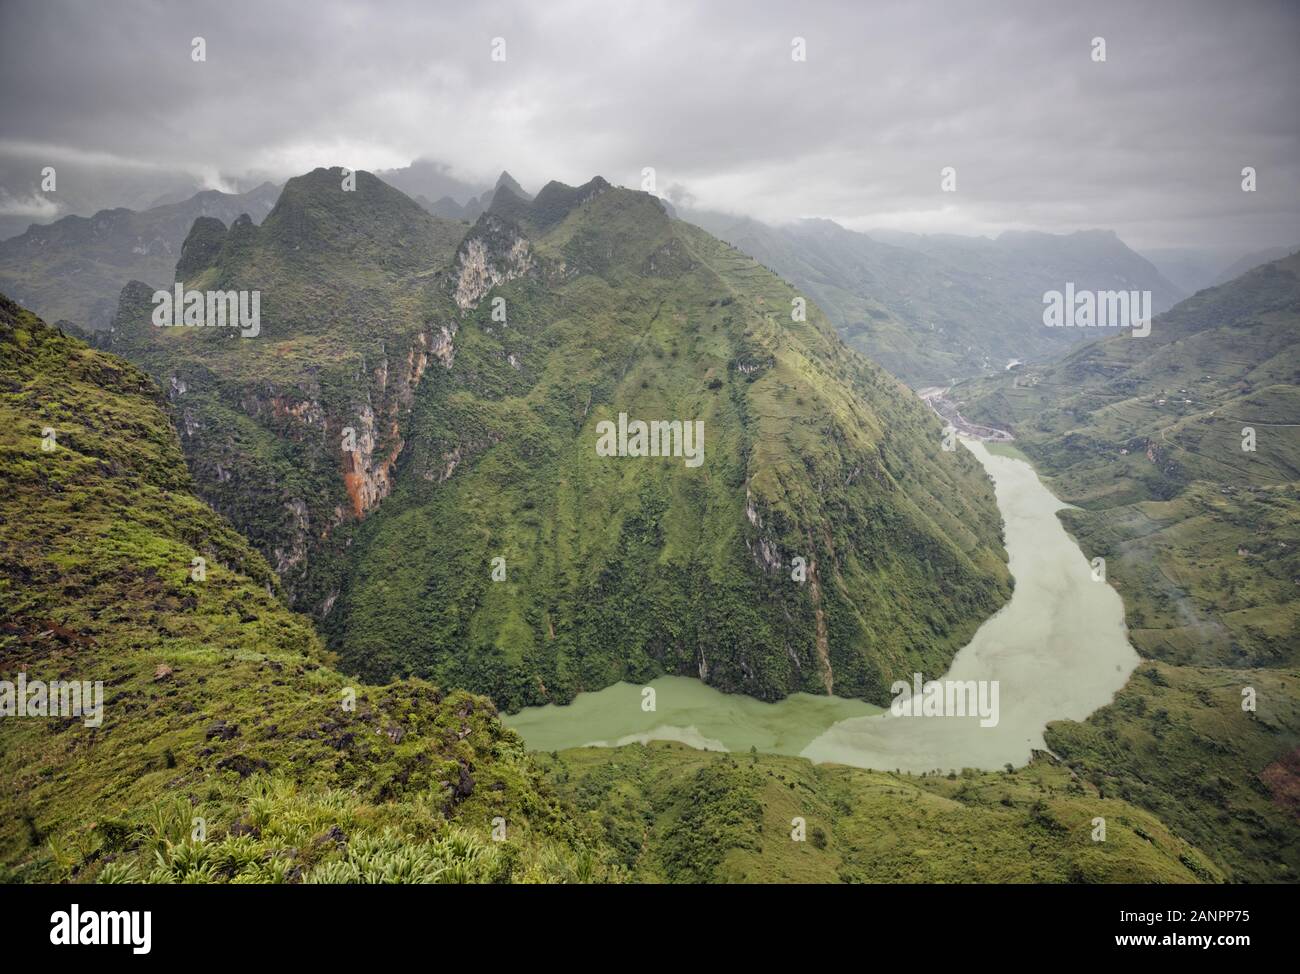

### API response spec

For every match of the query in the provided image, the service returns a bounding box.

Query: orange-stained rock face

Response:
[339,329,436,519]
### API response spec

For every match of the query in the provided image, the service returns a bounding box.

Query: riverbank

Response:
[506,441,1140,773]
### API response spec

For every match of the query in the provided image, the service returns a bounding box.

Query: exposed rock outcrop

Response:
[452,214,534,311]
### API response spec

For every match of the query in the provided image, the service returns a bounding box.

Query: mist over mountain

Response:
[1212,245,1300,288]
[371,162,534,218]
[1145,244,1300,295]
[0,152,282,241]
[372,157,490,206]
[1142,247,1242,295]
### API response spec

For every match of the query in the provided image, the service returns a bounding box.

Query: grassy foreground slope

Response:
[0,293,616,883]
[542,742,1220,883]
[333,180,1012,710]
[954,255,1300,882]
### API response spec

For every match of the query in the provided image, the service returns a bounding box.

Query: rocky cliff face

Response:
[122,305,447,614]
[341,336,429,517]
[452,214,535,311]
[106,169,468,616]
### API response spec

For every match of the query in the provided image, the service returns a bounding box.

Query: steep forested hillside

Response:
[106,168,467,615]
[328,179,1012,709]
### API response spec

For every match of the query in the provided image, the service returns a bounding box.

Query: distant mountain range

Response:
[408,170,533,222]
[1210,245,1300,288]
[0,182,281,332]
[373,158,531,222]
[685,212,1189,386]
[371,157,490,207]
[4,154,1290,404]
[0,169,541,340]
[0,160,235,242]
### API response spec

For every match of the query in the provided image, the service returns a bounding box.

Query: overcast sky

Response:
[1,0,1297,250]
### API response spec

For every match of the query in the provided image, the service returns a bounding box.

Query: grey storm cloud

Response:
[0,0,1296,249]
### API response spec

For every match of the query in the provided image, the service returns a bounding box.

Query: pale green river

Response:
[504,440,1140,772]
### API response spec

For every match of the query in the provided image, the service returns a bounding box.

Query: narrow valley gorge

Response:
[1,2,1296,920]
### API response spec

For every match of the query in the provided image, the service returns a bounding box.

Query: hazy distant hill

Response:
[0,182,281,332]
[1212,244,1300,287]
[0,160,226,242]
[373,156,490,207]
[688,213,1186,386]
[1143,247,1239,294]
[375,160,534,221]
[960,253,1300,527]
[1145,244,1300,294]
[394,170,532,222]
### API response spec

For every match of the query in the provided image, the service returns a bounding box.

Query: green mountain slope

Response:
[542,742,1220,883]
[688,213,1186,387]
[0,183,281,333]
[0,290,1259,886]
[105,168,469,616]
[0,293,619,883]
[953,254,1300,880]
[330,179,1012,710]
